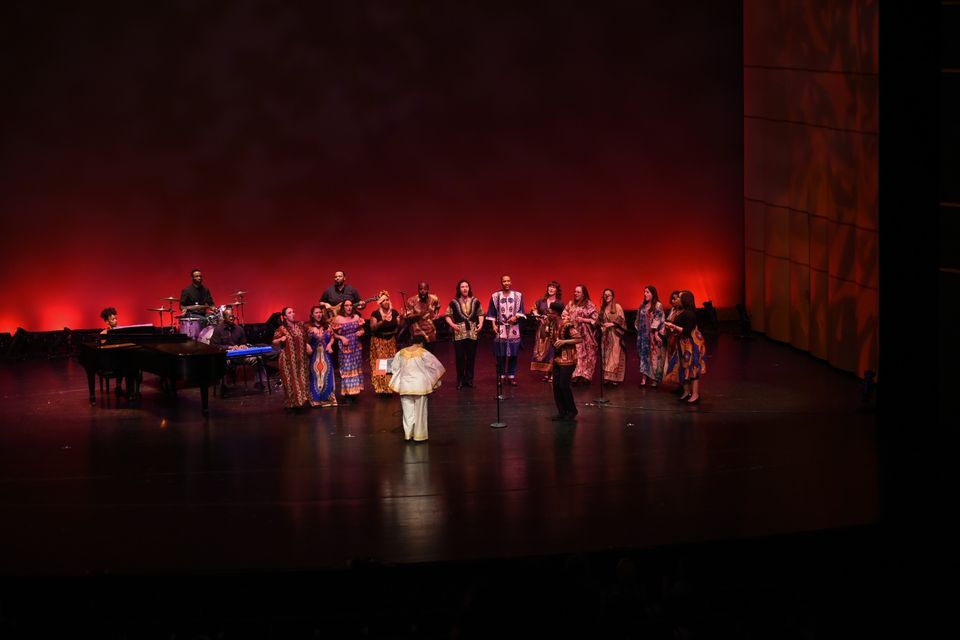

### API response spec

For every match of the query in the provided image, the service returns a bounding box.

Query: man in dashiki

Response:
[486,274,526,386]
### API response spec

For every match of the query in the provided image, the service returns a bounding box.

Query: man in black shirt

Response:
[320,270,365,313]
[209,306,247,348]
[179,268,215,317]
[210,306,265,390]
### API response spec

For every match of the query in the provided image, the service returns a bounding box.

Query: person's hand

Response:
[306,344,314,355]
[326,345,333,353]
[553,339,565,349]
[356,301,366,310]
[507,315,517,324]
[603,322,614,329]
[277,335,287,343]
[356,329,364,337]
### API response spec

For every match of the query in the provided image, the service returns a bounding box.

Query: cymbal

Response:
[232,290,248,296]
[182,304,209,311]
[159,296,177,301]
[146,307,169,312]
[228,300,246,306]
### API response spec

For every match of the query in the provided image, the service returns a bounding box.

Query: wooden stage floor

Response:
[0,331,878,575]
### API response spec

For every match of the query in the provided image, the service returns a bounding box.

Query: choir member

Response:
[635,285,666,387]
[445,279,484,389]
[272,307,310,410]
[599,288,627,386]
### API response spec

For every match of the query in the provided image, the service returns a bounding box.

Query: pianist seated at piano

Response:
[100,307,119,334]
[97,306,127,395]
[209,304,259,365]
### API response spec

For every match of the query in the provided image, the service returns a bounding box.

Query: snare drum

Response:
[179,317,203,340]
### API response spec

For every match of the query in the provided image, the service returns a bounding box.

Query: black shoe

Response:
[456,382,463,390]
[550,414,566,421]
[563,414,578,422]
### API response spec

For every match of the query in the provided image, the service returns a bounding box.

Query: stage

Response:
[0,329,879,576]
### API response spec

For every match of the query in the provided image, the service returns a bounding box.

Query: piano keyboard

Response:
[226,346,275,358]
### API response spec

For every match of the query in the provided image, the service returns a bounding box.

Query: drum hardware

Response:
[231,291,248,324]
[150,300,178,330]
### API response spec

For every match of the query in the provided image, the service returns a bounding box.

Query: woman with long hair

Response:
[331,299,365,401]
[599,288,627,386]
[635,285,666,387]
[445,279,484,389]
[306,305,337,407]
[661,290,682,388]
[663,290,707,403]
[563,284,599,384]
[530,280,562,382]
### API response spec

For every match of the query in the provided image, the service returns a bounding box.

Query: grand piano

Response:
[77,326,227,416]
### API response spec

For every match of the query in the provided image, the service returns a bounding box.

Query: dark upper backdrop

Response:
[0,1,742,332]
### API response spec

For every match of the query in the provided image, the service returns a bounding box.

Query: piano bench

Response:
[217,356,271,396]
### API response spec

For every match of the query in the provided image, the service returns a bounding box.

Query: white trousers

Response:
[400,395,429,441]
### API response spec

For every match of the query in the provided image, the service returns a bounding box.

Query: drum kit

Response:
[144,290,249,342]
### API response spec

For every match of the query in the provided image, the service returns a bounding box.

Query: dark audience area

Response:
[1,526,891,638]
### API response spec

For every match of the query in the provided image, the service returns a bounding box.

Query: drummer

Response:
[179,268,215,317]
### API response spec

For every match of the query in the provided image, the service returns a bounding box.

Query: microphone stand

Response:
[490,294,508,429]
[595,316,610,405]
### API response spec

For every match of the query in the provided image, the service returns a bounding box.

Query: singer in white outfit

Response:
[389,335,446,442]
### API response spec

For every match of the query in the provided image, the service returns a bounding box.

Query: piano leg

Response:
[86,368,96,405]
[200,385,210,417]
[125,372,139,400]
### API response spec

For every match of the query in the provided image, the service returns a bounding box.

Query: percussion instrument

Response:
[198,325,215,344]
[179,317,203,340]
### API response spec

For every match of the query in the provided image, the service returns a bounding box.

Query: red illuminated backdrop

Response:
[0,2,743,332]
